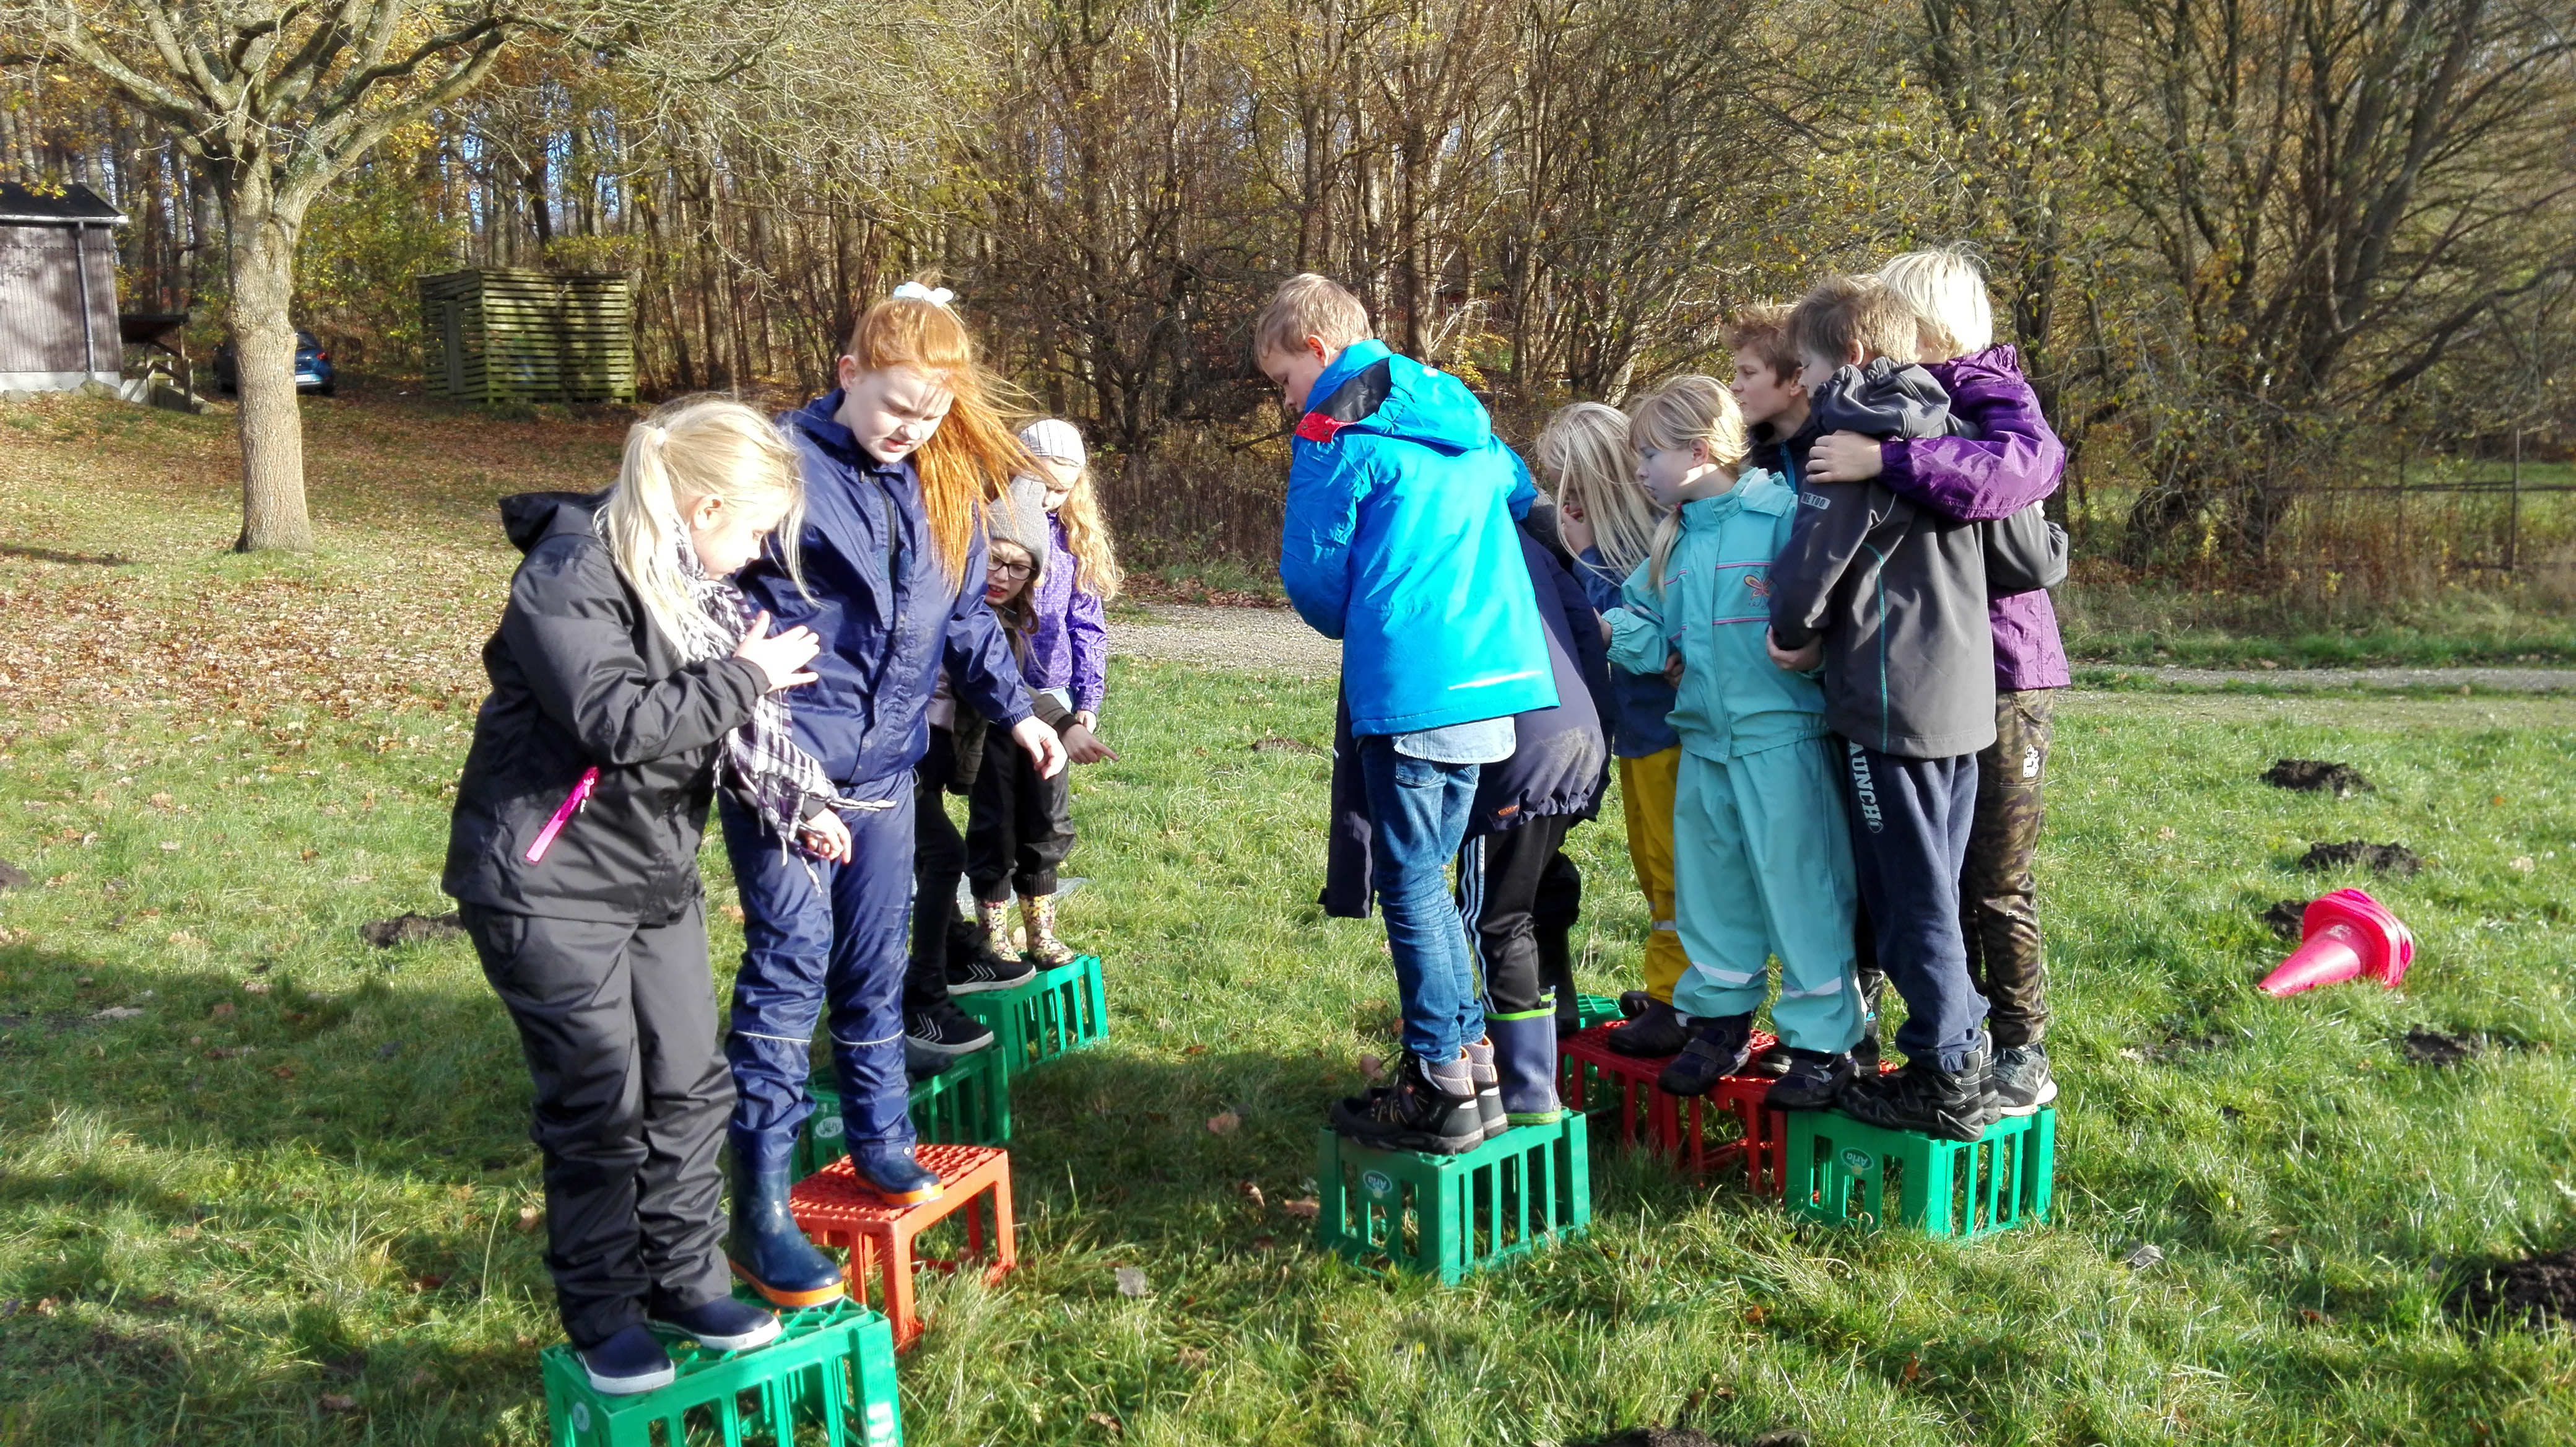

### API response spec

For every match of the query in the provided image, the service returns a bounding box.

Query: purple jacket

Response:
[1878,346,2071,691]
[1025,514,1109,712]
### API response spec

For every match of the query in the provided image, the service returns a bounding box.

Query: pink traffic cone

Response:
[2258,888,2415,997]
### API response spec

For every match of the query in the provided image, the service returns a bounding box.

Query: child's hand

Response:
[1807,432,1885,483]
[1662,654,1686,688]
[1012,716,1069,779]
[736,611,822,693]
[1061,722,1120,765]
[1558,502,1596,556]
[798,807,852,863]
[1767,628,1823,672]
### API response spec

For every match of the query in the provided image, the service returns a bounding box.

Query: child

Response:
[723,286,1068,1307]
[1767,274,2048,1141]
[1805,248,2069,1113]
[900,666,1023,1071]
[1728,305,1813,487]
[1599,377,1863,1111]
[967,420,1120,966]
[1261,271,1558,1155]
[444,397,836,1392]
[1537,401,1689,1052]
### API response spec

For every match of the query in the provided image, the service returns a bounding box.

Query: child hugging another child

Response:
[1765,273,2064,1142]
[965,421,1121,968]
[1538,403,1690,1052]
[444,398,840,1392]
[1599,377,1864,1111]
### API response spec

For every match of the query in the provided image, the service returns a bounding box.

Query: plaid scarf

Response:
[659,540,859,844]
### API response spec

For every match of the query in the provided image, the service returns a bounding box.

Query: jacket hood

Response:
[1301,339,1495,456]
[500,490,608,554]
[1928,344,2025,390]
[1812,357,1957,441]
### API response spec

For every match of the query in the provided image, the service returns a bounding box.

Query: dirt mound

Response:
[2263,759,2374,796]
[2262,899,2309,937]
[0,859,27,891]
[2297,841,2422,875]
[1574,1433,1808,1447]
[2451,1248,2576,1326]
[2402,1029,2480,1066]
[359,912,464,948]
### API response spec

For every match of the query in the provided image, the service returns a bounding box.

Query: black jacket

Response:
[1321,509,1609,919]
[443,492,768,922]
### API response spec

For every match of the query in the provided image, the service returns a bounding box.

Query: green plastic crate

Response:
[1785,1106,2053,1238]
[953,956,1107,1076]
[796,1050,1012,1178]
[541,1298,901,1447]
[1316,1113,1590,1285]
[1573,993,1625,1030]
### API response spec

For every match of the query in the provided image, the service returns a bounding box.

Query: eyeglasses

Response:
[990,561,1034,579]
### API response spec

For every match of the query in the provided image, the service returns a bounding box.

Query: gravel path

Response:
[1113,603,2576,693]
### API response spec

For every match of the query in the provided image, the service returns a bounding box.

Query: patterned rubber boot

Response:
[1018,892,1079,966]
[977,896,1014,960]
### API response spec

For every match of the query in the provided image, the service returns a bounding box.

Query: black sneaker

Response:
[1655,1013,1756,1097]
[904,1000,994,1071]
[1852,1031,1881,1076]
[1991,1043,2057,1114]
[944,948,1036,995]
[1762,1048,1853,1111]
[1835,1045,1998,1142]
[1606,999,1690,1058]
[1330,1051,1482,1155]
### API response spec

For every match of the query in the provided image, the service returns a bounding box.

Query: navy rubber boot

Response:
[726,1132,846,1309]
[1489,1013,1564,1126]
[846,1139,943,1206]
[580,1324,676,1395]
[650,1294,781,1352]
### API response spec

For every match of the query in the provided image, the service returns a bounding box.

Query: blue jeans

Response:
[1355,735,1485,1063]
[1841,741,1987,1071]
[720,790,917,1171]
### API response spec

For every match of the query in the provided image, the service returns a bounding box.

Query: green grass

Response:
[6,393,2576,1445]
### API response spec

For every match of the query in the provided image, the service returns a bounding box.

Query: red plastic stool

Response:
[1557,1021,1778,1173]
[788,1143,1017,1351]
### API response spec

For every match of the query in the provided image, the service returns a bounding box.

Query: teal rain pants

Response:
[1670,737,1864,1054]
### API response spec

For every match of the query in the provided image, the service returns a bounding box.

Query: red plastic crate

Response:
[1556,1021,1778,1175]
[788,1144,1017,1351]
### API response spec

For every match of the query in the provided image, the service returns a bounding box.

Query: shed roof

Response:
[0,181,127,225]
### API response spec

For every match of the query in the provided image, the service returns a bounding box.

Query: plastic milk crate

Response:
[796,1052,1012,1178]
[790,1143,1019,1350]
[1573,994,1626,1031]
[1315,1114,1591,1284]
[1785,1106,2055,1238]
[953,956,1107,1077]
[541,1298,902,1447]
[1557,1021,1780,1174]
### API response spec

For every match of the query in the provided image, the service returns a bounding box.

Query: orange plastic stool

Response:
[787,1143,1017,1350]
[1557,1021,1779,1175]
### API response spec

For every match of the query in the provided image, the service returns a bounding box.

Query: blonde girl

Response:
[721,284,1071,1306]
[443,396,829,1393]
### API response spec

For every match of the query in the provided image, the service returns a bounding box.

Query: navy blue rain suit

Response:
[722,393,1030,1172]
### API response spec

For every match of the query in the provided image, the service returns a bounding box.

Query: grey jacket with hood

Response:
[1768,359,2060,759]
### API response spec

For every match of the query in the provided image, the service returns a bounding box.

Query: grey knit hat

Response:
[1019,417,1086,469]
[986,474,1053,586]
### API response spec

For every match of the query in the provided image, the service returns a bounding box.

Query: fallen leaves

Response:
[1279,1198,1320,1219]
[1086,1411,1124,1436]
[90,1005,144,1021]
[318,1393,358,1414]
[1206,1112,1240,1135]
[1237,1179,1264,1209]
[516,1205,544,1232]
[1114,1266,1150,1298]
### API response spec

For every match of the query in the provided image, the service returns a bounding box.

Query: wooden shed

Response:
[0,182,126,394]
[417,268,636,404]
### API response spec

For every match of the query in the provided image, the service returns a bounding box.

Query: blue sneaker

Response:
[580,1324,676,1395]
[847,1141,943,1205]
[649,1295,780,1352]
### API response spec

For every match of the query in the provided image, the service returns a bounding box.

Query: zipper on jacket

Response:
[523,767,601,863]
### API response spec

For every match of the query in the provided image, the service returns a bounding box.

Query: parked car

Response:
[212,331,336,396]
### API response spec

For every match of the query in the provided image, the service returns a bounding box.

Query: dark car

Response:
[212,331,336,396]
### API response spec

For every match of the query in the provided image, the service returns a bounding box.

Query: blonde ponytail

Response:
[603,395,806,648]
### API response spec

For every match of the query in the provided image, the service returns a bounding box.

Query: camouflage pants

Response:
[1851,691,2054,1050]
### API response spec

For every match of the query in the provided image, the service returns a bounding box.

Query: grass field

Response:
[4,394,2576,1445]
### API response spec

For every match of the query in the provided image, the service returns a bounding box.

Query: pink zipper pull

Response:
[523,767,601,864]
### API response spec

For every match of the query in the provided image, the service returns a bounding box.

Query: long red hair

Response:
[846,294,1033,585]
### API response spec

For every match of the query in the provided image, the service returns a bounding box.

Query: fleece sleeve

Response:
[1766,480,1881,650]
[502,543,767,768]
[1603,558,1671,677]
[944,523,1033,730]
[1878,383,2065,523]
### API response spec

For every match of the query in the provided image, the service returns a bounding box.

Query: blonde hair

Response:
[845,286,1033,585]
[1786,274,1925,369]
[1536,401,1663,583]
[1051,465,1125,603]
[1628,376,1749,592]
[604,395,806,650]
[1875,247,1995,361]
[1254,273,1373,359]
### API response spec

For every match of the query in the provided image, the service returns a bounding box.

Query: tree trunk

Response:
[228,195,313,551]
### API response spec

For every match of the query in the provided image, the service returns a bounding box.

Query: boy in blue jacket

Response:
[1260,273,1558,1155]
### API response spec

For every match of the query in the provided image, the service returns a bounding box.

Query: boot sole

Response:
[943,974,1035,995]
[1995,1080,2058,1116]
[584,1360,677,1395]
[904,1032,994,1059]
[728,1261,846,1309]
[855,1181,943,1207]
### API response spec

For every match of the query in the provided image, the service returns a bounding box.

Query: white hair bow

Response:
[892,282,955,308]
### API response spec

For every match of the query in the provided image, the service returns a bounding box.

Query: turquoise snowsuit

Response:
[1603,471,1862,1054]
